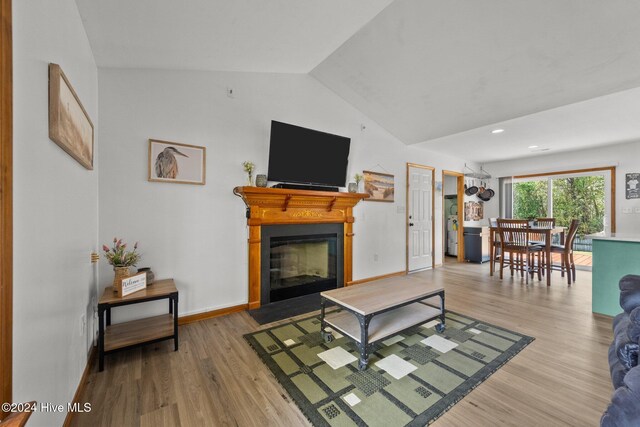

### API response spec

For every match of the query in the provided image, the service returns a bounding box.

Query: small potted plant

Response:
[354,173,363,190]
[102,238,141,289]
[349,173,363,193]
[243,161,255,186]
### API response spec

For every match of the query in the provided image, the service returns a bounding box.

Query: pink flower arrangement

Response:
[102,237,141,267]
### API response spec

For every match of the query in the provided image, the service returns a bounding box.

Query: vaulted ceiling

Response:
[76,0,640,161]
[74,0,393,73]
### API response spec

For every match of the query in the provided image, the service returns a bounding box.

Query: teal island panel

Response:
[592,239,640,316]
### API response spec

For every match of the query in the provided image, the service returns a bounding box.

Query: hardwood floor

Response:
[72,262,614,427]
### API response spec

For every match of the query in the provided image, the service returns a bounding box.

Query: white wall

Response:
[12,1,99,426]
[484,140,640,233]
[98,68,473,322]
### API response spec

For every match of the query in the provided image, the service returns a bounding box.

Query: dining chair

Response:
[530,217,556,274]
[549,219,580,285]
[497,219,543,284]
[489,218,503,272]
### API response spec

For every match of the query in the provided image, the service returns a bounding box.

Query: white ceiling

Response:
[74,0,393,73]
[413,86,640,163]
[311,0,640,144]
[75,0,640,161]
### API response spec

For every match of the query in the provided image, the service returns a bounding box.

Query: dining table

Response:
[489,225,566,286]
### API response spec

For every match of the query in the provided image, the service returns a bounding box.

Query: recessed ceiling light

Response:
[491,129,504,134]
[528,145,539,149]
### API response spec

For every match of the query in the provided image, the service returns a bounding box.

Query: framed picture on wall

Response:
[626,173,640,199]
[464,201,484,221]
[48,63,94,170]
[363,170,394,202]
[148,139,206,185]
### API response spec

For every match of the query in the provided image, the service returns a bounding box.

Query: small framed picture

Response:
[626,173,640,199]
[363,170,395,202]
[464,201,484,221]
[148,139,206,185]
[48,63,94,170]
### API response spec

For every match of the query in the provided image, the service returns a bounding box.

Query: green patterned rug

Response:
[244,310,534,427]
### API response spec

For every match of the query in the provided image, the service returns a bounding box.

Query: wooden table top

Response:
[489,226,565,233]
[321,280,443,316]
[99,278,176,305]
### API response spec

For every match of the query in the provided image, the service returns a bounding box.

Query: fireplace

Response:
[233,186,367,309]
[261,224,344,305]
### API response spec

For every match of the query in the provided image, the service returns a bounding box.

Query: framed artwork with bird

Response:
[148,139,206,185]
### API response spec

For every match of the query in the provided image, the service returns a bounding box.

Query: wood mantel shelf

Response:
[233,186,368,224]
[233,186,368,309]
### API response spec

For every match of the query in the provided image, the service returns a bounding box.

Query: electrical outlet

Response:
[623,207,632,214]
[374,253,379,262]
[397,206,405,214]
[635,207,640,214]
[226,87,235,98]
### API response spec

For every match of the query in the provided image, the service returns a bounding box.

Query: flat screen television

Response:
[267,121,351,188]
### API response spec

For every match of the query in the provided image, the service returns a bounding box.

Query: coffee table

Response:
[320,280,445,370]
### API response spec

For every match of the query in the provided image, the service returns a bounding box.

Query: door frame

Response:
[0,0,12,417]
[442,170,465,263]
[405,163,435,273]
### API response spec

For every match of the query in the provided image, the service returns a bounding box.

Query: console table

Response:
[97,278,179,371]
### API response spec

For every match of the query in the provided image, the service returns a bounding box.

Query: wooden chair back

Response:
[530,217,555,242]
[564,219,580,253]
[536,218,556,227]
[497,219,530,249]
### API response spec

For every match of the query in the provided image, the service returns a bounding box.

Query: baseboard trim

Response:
[346,271,406,286]
[178,303,249,325]
[592,312,615,320]
[63,346,96,427]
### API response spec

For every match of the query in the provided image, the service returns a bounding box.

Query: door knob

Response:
[409,222,414,226]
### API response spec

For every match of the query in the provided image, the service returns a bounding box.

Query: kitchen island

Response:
[590,233,640,316]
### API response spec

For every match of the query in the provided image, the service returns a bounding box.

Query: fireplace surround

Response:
[233,186,368,309]
[261,223,344,305]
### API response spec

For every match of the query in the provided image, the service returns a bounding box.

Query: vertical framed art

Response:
[48,63,94,170]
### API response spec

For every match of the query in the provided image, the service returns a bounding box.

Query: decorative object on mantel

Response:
[256,174,267,187]
[363,170,394,202]
[48,63,94,170]
[148,139,206,185]
[242,161,255,186]
[348,173,363,193]
[137,267,155,285]
[102,238,141,289]
[626,173,640,199]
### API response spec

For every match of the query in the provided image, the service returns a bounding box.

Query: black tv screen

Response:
[267,121,351,187]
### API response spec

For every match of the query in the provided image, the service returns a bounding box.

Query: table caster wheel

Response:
[435,323,446,333]
[322,331,334,343]
[358,361,368,371]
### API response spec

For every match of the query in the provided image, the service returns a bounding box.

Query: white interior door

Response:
[408,165,433,272]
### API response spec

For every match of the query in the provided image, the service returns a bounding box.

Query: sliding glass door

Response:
[505,168,614,269]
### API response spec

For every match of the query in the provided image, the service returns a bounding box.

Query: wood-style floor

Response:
[72,261,614,427]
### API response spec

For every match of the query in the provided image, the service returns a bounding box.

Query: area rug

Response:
[244,311,534,427]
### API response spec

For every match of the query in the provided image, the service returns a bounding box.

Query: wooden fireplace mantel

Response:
[233,186,368,309]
